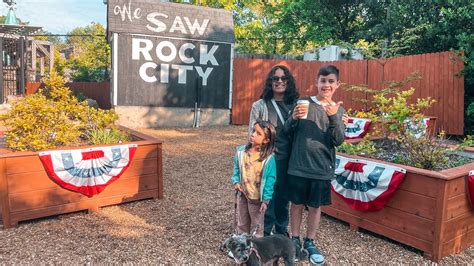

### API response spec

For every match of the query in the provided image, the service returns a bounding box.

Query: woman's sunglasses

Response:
[271,75,289,82]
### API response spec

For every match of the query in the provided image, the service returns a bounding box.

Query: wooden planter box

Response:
[322,153,474,261]
[0,127,163,228]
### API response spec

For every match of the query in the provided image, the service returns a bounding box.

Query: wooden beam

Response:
[31,40,36,76]
[49,44,54,72]
[32,39,52,45]
[19,36,25,94]
[40,57,44,76]
[36,43,50,58]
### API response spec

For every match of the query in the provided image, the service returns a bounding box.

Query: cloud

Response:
[0,0,107,34]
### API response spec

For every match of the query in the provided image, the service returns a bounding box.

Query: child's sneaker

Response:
[304,238,325,264]
[291,236,302,262]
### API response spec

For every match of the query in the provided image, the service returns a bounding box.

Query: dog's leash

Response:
[250,224,260,238]
[233,190,240,234]
[248,224,263,263]
[250,242,263,264]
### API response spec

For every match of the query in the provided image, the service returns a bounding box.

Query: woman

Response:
[248,65,299,236]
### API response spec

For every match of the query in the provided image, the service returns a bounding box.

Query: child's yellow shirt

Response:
[241,151,263,201]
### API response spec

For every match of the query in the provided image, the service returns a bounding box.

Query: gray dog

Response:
[221,233,305,266]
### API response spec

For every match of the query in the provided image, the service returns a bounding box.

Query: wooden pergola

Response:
[0,24,54,103]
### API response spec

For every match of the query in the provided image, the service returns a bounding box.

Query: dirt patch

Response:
[0,126,472,264]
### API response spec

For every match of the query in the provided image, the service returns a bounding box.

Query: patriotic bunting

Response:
[39,144,137,197]
[405,117,432,138]
[467,170,474,210]
[345,117,372,139]
[331,155,406,211]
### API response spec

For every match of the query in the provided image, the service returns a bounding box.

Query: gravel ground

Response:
[0,125,473,264]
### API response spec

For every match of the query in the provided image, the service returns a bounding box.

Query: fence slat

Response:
[232,51,465,135]
[25,82,111,110]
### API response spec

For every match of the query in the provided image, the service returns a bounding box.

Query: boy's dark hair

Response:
[260,65,299,105]
[246,119,276,161]
[317,65,340,80]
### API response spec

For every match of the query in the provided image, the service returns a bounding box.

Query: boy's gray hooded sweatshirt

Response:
[284,96,345,180]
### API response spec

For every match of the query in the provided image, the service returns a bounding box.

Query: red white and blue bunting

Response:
[405,117,433,138]
[39,144,137,197]
[331,155,406,211]
[345,117,372,139]
[467,170,474,210]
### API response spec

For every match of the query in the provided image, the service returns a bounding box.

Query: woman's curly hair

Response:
[259,65,299,104]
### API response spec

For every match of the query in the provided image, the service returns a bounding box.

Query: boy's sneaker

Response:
[304,238,325,264]
[291,236,302,262]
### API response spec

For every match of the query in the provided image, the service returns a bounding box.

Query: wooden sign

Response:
[107,0,234,108]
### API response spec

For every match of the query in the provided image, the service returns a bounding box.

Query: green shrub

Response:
[75,92,87,102]
[1,94,82,151]
[457,135,474,150]
[337,138,376,156]
[345,73,435,139]
[88,128,130,145]
[398,132,449,170]
[0,71,121,151]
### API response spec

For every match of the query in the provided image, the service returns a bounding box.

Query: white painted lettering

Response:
[178,43,195,64]
[139,62,158,83]
[146,12,168,33]
[195,66,213,86]
[133,8,142,19]
[184,17,210,35]
[113,0,132,22]
[169,16,187,34]
[133,39,220,86]
[160,64,169,83]
[156,41,177,62]
[132,38,153,61]
[172,64,193,84]
[200,44,219,65]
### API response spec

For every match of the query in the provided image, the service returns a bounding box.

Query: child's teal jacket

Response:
[231,145,276,203]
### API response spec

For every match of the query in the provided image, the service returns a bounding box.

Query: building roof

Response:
[4,7,18,25]
[0,24,42,36]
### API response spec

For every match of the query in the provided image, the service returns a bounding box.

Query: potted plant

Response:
[326,76,474,261]
[0,73,163,228]
[344,72,437,138]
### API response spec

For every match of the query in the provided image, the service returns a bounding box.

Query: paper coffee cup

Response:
[297,99,310,119]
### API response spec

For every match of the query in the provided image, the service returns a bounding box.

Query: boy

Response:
[283,65,345,264]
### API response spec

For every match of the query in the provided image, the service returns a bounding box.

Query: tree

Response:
[379,1,474,132]
[66,23,110,82]
[170,0,235,9]
[33,29,64,45]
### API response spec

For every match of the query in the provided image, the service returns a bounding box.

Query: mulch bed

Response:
[366,138,474,170]
[0,125,473,263]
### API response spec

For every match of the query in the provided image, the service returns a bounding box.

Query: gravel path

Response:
[0,126,473,264]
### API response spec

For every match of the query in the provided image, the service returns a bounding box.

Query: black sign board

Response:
[116,34,231,107]
[107,0,234,108]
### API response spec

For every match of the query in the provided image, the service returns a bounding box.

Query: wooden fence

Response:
[26,82,111,109]
[232,51,465,135]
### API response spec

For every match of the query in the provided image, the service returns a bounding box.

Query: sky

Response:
[0,0,107,34]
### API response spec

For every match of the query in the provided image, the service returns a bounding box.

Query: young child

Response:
[231,119,277,237]
[284,65,346,264]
